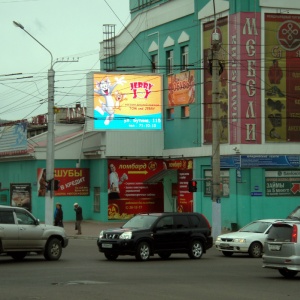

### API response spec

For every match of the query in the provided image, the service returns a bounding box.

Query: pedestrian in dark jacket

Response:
[74,203,83,234]
[54,203,64,227]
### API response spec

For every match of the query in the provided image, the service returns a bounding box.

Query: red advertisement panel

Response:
[37,168,90,197]
[165,160,194,212]
[203,17,229,144]
[240,13,261,144]
[265,13,300,142]
[108,160,164,219]
[229,13,241,144]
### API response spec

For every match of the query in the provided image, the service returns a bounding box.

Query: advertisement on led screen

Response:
[92,73,162,130]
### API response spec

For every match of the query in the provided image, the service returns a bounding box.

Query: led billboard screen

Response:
[90,73,162,131]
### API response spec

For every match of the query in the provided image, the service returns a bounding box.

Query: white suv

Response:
[0,205,68,261]
[262,221,300,278]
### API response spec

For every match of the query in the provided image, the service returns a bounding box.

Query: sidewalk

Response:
[63,220,125,240]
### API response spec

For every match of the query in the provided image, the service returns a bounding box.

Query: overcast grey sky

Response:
[0,0,130,121]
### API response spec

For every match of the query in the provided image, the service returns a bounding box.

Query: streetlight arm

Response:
[13,21,53,68]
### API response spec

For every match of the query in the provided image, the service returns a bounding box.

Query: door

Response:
[15,210,45,250]
[0,210,19,249]
[152,216,175,251]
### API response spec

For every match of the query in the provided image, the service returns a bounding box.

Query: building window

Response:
[166,50,173,74]
[151,54,158,73]
[94,187,100,212]
[181,46,188,71]
[167,108,174,120]
[181,106,190,118]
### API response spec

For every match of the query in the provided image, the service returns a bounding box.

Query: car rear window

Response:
[267,224,293,242]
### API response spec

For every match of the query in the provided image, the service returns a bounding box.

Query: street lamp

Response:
[13,21,55,225]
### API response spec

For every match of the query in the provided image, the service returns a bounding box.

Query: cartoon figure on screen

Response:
[94,76,126,125]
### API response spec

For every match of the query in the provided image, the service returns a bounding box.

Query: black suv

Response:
[97,212,213,261]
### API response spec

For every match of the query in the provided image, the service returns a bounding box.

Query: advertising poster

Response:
[0,122,28,156]
[168,70,195,106]
[204,170,230,198]
[266,170,300,196]
[229,12,262,144]
[265,13,300,142]
[108,159,165,220]
[10,183,31,211]
[108,159,195,219]
[165,159,193,213]
[93,73,162,130]
[37,168,90,197]
[203,17,229,144]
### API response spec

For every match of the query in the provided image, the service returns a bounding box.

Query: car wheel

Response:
[222,251,233,257]
[279,269,298,278]
[10,252,27,261]
[44,238,62,261]
[104,253,118,261]
[248,242,262,258]
[158,252,171,260]
[188,240,203,259]
[135,241,150,261]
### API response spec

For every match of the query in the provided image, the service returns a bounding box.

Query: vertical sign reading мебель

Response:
[203,17,229,144]
[91,73,162,130]
[265,13,300,142]
[229,12,261,144]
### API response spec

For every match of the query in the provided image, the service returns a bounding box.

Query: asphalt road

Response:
[1,239,299,300]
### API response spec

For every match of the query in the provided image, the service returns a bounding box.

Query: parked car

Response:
[0,205,68,261]
[286,206,300,220]
[262,220,300,278]
[97,212,213,261]
[215,219,283,258]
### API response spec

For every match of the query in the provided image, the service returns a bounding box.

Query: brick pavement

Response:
[63,220,125,240]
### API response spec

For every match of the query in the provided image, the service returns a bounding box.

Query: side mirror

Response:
[35,219,40,225]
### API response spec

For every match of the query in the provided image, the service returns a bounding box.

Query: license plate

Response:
[220,243,230,248]
[102,243,113,249]
[268,244,281,251]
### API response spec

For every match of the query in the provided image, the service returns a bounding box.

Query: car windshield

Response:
[239,221,271,233]
[287,207,300,220]
[122,215,158,229]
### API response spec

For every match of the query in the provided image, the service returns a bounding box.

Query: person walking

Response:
[74,203,83,235]
[54,203,64,227]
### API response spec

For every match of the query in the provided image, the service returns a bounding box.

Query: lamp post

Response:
[13,21,55,225]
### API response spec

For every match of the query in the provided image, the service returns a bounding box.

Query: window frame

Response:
[166,50,174,75]
[181,45,188,71]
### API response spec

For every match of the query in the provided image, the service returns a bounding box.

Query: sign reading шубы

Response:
[37,168,90,197]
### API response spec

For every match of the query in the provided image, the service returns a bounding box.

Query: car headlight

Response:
[216,237,221,241]
[233,238,246,243]
[99,230,104,239]
[119,231,132,239]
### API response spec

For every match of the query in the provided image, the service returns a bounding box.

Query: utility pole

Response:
[13,21,55,225]
[13,21,78,225]
[211,8,221,240]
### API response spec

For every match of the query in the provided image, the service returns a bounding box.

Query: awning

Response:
[143,169,177,183]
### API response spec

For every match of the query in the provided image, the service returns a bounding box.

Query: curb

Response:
[67,235,98,240]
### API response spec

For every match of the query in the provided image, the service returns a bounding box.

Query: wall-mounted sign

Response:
[90,73,163,131]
